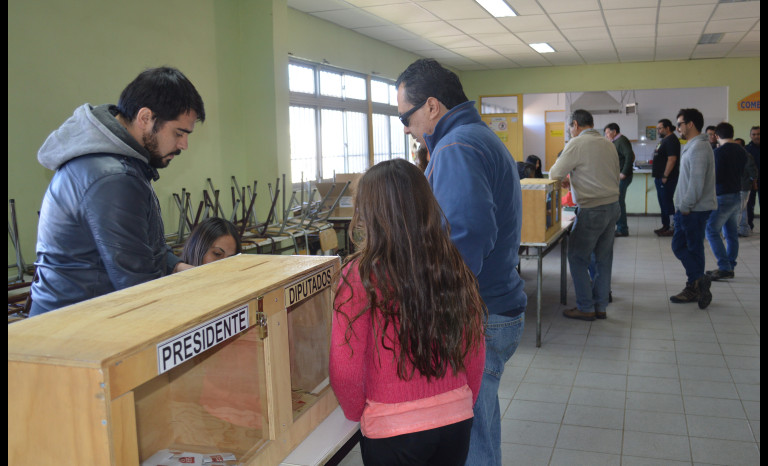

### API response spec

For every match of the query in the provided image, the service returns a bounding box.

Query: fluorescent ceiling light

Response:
[476,0,517,18]
[529,42,555,53]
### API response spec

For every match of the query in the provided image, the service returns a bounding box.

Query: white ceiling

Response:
[287,0,761,71]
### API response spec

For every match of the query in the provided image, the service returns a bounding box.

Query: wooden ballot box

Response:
[8,254,341,465]
[520,178,562,243]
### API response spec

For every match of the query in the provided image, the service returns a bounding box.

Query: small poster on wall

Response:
[646,126,657,140]
[489,117,507,132]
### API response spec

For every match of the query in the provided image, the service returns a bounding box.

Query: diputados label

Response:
[284,266,333,307]
[156,304,249,374]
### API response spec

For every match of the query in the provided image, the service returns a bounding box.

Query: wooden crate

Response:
[520,178,562,244]
[8,254,341,465]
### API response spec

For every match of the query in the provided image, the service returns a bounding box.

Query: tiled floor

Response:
[337,216,760,466]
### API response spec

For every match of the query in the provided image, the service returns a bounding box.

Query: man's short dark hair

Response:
[706,125,716,132]
[658,119,674,131]
[570,109,594,128]
[604,123,620,133]
[751,126,760,131]
[715,122,734,140]
[676,108,704,132]
[735,138,746,146]
[118,66,205,128]
[395,58,468,110]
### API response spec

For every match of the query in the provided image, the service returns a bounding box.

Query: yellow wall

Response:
[7,0,761,264]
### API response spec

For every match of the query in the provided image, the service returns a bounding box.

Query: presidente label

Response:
[156,304,249,374]
[284,266,333,307]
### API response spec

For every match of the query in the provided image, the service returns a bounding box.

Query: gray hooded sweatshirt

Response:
[30,104,181,316]
[674,133,717,213]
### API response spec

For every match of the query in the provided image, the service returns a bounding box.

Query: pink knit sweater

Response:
[329,263,485,423]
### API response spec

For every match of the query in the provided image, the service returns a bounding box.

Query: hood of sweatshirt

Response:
[37,103,157,179]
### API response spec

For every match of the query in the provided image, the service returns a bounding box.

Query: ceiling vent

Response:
[698,33,724,45]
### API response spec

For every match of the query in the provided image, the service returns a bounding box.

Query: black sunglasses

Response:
[677,120,687,128]
[399,100,427,127]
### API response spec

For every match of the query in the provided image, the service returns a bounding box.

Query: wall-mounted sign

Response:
[488,117,507,132]
[737,91,760,111]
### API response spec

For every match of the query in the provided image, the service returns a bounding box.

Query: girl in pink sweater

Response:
[330,159,486,465]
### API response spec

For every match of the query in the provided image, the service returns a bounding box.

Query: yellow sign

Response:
[737,91,760,111]
[550,129,564,137]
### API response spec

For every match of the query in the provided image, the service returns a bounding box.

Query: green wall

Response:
[7,0,761,266]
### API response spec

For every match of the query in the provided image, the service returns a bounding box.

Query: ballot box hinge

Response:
[256,296,268,339]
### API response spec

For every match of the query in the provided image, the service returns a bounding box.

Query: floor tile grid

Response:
[336,216,759,465]
[504,216,760,465]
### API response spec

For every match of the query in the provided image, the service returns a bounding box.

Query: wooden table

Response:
[519,211,576,347]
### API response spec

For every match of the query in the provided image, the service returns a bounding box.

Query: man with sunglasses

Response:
[396,58,526,466]
[669,108,717,309]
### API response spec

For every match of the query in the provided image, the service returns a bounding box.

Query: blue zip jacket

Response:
[424,101,526,316]
[30,104,181,316]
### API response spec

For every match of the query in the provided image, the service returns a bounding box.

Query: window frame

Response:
[288,58,406,185]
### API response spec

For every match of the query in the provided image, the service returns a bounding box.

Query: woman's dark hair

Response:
[525,155,543,178]
[335,159,486,381]
[395,58,469,110]
[180,217,241,266]
[117,66,205,130]
[415,145,430,172]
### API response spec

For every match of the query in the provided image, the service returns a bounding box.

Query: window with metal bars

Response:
[288,59,407,184]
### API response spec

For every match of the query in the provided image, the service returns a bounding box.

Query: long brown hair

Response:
[335,159,486,381]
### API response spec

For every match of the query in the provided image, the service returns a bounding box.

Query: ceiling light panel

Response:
[529,42,555,53]
[475,0,518,17]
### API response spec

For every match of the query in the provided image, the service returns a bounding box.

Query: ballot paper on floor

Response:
[141,449,236,466]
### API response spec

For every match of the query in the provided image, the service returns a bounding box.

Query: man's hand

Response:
[173,262,194,273]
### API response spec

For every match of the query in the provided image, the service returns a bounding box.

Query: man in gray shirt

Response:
[669,108,717,309]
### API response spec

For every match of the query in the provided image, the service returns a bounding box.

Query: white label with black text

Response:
[156,304,249,374]
[284,266,333,307]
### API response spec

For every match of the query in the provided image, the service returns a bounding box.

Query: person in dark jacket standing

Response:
[396,58,526,466]
[744,126,760,232]
[29,67,205,316]
[705,122,748,280]
[652,119,681,236]
[604,123,635,237]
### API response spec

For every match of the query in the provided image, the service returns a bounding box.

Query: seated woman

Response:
[180,217,242,266]
[526,154,544,178]
[330,158,486,466]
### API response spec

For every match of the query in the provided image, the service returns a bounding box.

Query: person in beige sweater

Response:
[549,109,620,321]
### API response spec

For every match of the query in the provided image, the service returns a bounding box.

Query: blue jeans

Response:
[616,177,632,234]
[706,193,741,271]
[568,202,620,313]
[738,190,751,236]
[671,210,712,284]
[465,312,524,466]
[655,177,677,228]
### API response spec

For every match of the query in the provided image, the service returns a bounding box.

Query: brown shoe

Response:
[563,307,596,321]
[658,229,674,237]
[670,284,698,303]
[654,225,669,235]
[595,311,607,319]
